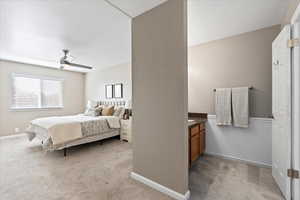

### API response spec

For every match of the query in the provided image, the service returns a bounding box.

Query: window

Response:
[11,74,63,109]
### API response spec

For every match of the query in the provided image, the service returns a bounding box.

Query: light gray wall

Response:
[282,0,300,25]
[132,0,188,195]
[85,62,131,102]
[188,25,281,117]
[206,117,272,166]
[0,60,85,136]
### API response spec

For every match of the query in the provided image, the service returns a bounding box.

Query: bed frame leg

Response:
[64,148,67,157]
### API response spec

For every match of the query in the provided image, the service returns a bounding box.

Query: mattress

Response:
[26,114,121,151]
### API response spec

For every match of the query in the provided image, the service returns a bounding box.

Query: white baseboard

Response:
[130,172,190,200]
[205,152,271,168]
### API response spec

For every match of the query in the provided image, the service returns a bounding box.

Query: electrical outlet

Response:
[14,128,20,133]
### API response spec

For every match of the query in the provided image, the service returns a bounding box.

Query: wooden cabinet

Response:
[189,122,206,165]
[191,133,200,162]
[199,131,205,155]
[190,125,199,137]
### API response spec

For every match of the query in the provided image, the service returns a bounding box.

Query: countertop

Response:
[188,117,207,127]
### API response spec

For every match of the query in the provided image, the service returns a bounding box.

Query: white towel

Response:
[232,87,249,128]
[215,88,232,126]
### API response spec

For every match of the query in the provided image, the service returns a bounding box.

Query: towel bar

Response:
[213,86,253,92]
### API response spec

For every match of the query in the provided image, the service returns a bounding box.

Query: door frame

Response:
[291,4,300,200]
[272,25,293,200]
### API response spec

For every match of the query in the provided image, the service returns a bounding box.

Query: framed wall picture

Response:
[105,84,113,99]
[114,83,123,98]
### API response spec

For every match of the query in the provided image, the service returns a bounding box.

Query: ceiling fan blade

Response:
[69,62,93,70]
[62,60,93,70]
[59,49,92,71]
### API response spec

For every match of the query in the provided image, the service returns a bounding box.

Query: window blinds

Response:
[11,74,63,109]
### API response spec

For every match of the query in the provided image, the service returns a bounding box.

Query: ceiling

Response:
[188,0,289,46]
[0,0,291,72]
[108,0,168,17]
[0,0,132,72]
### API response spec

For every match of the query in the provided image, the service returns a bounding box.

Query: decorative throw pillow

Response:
[94,106,103,116]
[102,106,115,116]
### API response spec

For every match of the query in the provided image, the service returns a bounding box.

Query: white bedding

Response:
[31,115,121,128]
[31,116,83,145]
[27,114,121,147]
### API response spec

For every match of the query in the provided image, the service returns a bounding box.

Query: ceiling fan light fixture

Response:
[59,49,93,71]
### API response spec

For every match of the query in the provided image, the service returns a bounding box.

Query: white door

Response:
[292,22,300,200]
[272,25,292,200]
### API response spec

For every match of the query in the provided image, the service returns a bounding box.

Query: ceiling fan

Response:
[60,49,93,70]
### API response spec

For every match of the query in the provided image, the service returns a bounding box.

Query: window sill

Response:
[10,107,64,112]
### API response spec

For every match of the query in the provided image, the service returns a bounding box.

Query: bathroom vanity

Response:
[188,113,207,166]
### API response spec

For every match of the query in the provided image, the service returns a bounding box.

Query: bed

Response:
[26,101,126,156]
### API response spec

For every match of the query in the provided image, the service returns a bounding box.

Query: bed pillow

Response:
[94,106,103,116]
[102,106,114,116]
[84,106,102,117]
[87,100,98,108]
[113,107,125,118]
[84,108,95,116]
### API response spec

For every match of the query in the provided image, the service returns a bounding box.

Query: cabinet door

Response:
[200,131,205,155]
[190,125,200,137]
[191,134,200,162]
[200,123,205,131]
[203,131,206,152]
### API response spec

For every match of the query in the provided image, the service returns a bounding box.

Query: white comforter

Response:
[29,115,121,146]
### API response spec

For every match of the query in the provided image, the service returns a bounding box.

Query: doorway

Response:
[272,24,292,200]
[291,6,300,200]
[271,5,300,199]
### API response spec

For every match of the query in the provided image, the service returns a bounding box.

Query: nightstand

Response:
[120,118,132,143]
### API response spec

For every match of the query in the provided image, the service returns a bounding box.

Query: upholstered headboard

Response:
[98,100,126,107]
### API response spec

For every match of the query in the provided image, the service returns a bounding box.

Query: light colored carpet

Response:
[189,155,285,200]
[0,134,285,200]
[0,134,171,200]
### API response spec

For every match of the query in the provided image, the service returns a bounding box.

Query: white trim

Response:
[0,133,26,140]
[9,107,64,112]
[130,172,190,200]
[11,72,64,82]
[0,57,89,73]
[292,3,300,24]
[291,8,300,199]
[207,114,272,122]
[207,114,216,119]
[205,152,271,168]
